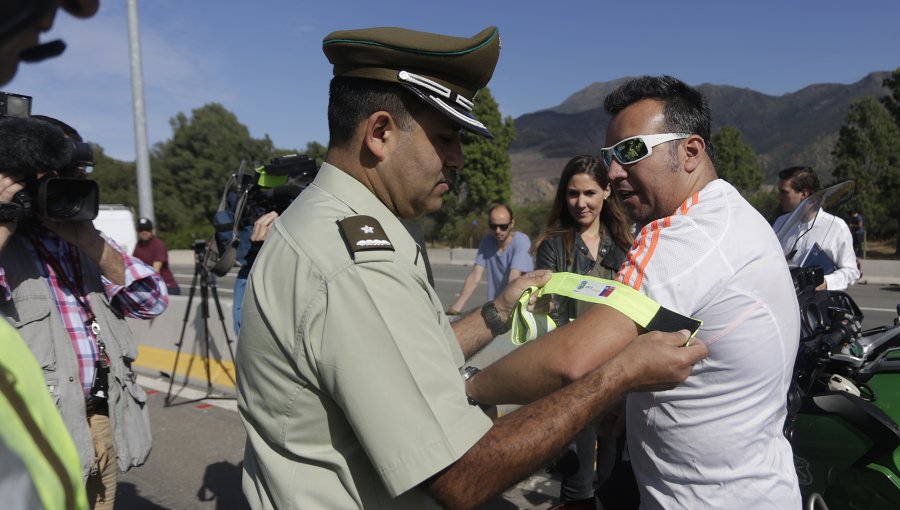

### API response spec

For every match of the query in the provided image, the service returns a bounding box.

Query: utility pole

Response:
[127,0,154,222]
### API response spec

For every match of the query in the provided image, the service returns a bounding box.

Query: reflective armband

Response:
[510,272,702,345]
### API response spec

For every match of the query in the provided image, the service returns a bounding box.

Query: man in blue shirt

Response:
[448,204,533,314]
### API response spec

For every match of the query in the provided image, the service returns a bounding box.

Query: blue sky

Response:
[6,0,900,161]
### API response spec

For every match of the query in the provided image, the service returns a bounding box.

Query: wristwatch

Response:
[462,366,482,406]
[481,301,509,337]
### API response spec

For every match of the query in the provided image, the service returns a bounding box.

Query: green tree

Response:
[153,103,277,246]
[881,68,900,127]
[428,87,516,244]
[832,96,900,253]
[90,145,138,209]
[711,126,762,193]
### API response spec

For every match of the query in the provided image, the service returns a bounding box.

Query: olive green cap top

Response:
[323,26,500,138]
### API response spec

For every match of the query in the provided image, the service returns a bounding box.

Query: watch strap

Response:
[481,301,508,336]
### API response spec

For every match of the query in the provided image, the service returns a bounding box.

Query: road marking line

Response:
[135,345,236,389]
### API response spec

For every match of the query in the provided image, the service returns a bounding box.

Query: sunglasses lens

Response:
[614,138,649,164]
[600,150,612,168]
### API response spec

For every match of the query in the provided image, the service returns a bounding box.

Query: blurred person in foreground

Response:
[0,113,166,510]
[0,0,99,85]
[235,27,707,509]
[531,154,635,509]
[133,216,180,295]
[773,165,859,291]
[467,76,802,509]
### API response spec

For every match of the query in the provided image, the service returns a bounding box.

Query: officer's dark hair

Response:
[0,115,71,178]
[604,75,713,159]
[327,76,427,147]
[778,166,821,194]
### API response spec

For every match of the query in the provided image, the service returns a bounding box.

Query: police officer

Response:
[236,26,707,509]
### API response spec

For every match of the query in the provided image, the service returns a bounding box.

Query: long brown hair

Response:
[531,155,634,264]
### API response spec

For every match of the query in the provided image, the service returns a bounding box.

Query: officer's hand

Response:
[251,211,279,242]
[607,330,708,393]
[493,269,552,322]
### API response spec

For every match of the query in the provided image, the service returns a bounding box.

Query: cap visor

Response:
[402,84,493,139]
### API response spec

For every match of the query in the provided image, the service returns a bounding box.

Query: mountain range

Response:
[509,71,893,203]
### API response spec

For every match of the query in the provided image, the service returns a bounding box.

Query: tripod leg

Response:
[210,280,238,373]
[164,261,201,406]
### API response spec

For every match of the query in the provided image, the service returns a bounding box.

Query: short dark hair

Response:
[603,75,713,158]
[326,76,425,147]
[30,114,82,141]
[777,166,821,194]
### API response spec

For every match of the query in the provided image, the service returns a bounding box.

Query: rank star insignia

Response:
[361,225,375,234]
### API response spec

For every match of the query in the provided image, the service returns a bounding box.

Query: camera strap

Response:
[28,233,109,371]
[509,272,703,345]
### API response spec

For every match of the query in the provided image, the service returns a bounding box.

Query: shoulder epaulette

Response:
[338,215,395,257]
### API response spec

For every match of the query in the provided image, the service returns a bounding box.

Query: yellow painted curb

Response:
[135,345,236,389]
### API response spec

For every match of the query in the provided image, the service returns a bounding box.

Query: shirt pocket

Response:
[5,295,57,371]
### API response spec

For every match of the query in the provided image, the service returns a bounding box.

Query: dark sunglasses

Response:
[489,222,510,231]
[600,133,690,168]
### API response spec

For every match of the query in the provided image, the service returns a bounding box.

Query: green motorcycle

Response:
[779,182,900,510]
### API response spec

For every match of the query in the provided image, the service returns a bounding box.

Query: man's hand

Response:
[251,211,278,242]
[607,330,708,393]
[0,172,26,250]
[44,219,126,285]
[42,219,103,250]
[493,269,552,322]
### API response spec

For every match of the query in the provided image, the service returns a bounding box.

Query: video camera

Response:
[0,92,98,223]
[207,154,318,276]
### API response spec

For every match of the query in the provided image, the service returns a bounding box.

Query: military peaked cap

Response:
[322,26,500,138]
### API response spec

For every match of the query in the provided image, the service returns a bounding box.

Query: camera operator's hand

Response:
[43,220,126,285]
[0,172,26,252]
[251,211,279,243]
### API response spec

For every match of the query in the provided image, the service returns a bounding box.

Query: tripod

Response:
[164,245,237,406]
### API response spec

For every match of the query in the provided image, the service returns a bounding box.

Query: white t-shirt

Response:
[618,179,802,509]
[773,209,859,291]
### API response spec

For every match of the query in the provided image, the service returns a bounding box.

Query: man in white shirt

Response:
[773,166,859,291]
[467,76,802,509]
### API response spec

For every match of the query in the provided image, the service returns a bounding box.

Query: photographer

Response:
[214,155,316,335]
[231,210,277,334]
[0,113,167,510]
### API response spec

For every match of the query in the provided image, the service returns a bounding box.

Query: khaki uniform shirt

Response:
[236,163,492,509]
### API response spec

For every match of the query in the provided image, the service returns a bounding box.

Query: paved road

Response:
[120,260,560,509]
[121,257,899,509]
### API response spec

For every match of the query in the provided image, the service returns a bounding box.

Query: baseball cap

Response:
[322,26,500,138]
[137,217,153,231]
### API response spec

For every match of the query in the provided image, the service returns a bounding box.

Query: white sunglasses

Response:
[600,133,691,167]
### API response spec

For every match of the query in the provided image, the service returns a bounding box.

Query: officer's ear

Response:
[364,111,397,162]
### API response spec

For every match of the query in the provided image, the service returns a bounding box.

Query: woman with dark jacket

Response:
[532,155,635,510]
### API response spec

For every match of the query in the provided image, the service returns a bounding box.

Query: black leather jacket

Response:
[534,225,627,325]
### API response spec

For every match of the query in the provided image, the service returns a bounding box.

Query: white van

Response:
[94,204,138,255]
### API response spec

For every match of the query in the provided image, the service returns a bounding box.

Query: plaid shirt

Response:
[0,229,168,396]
